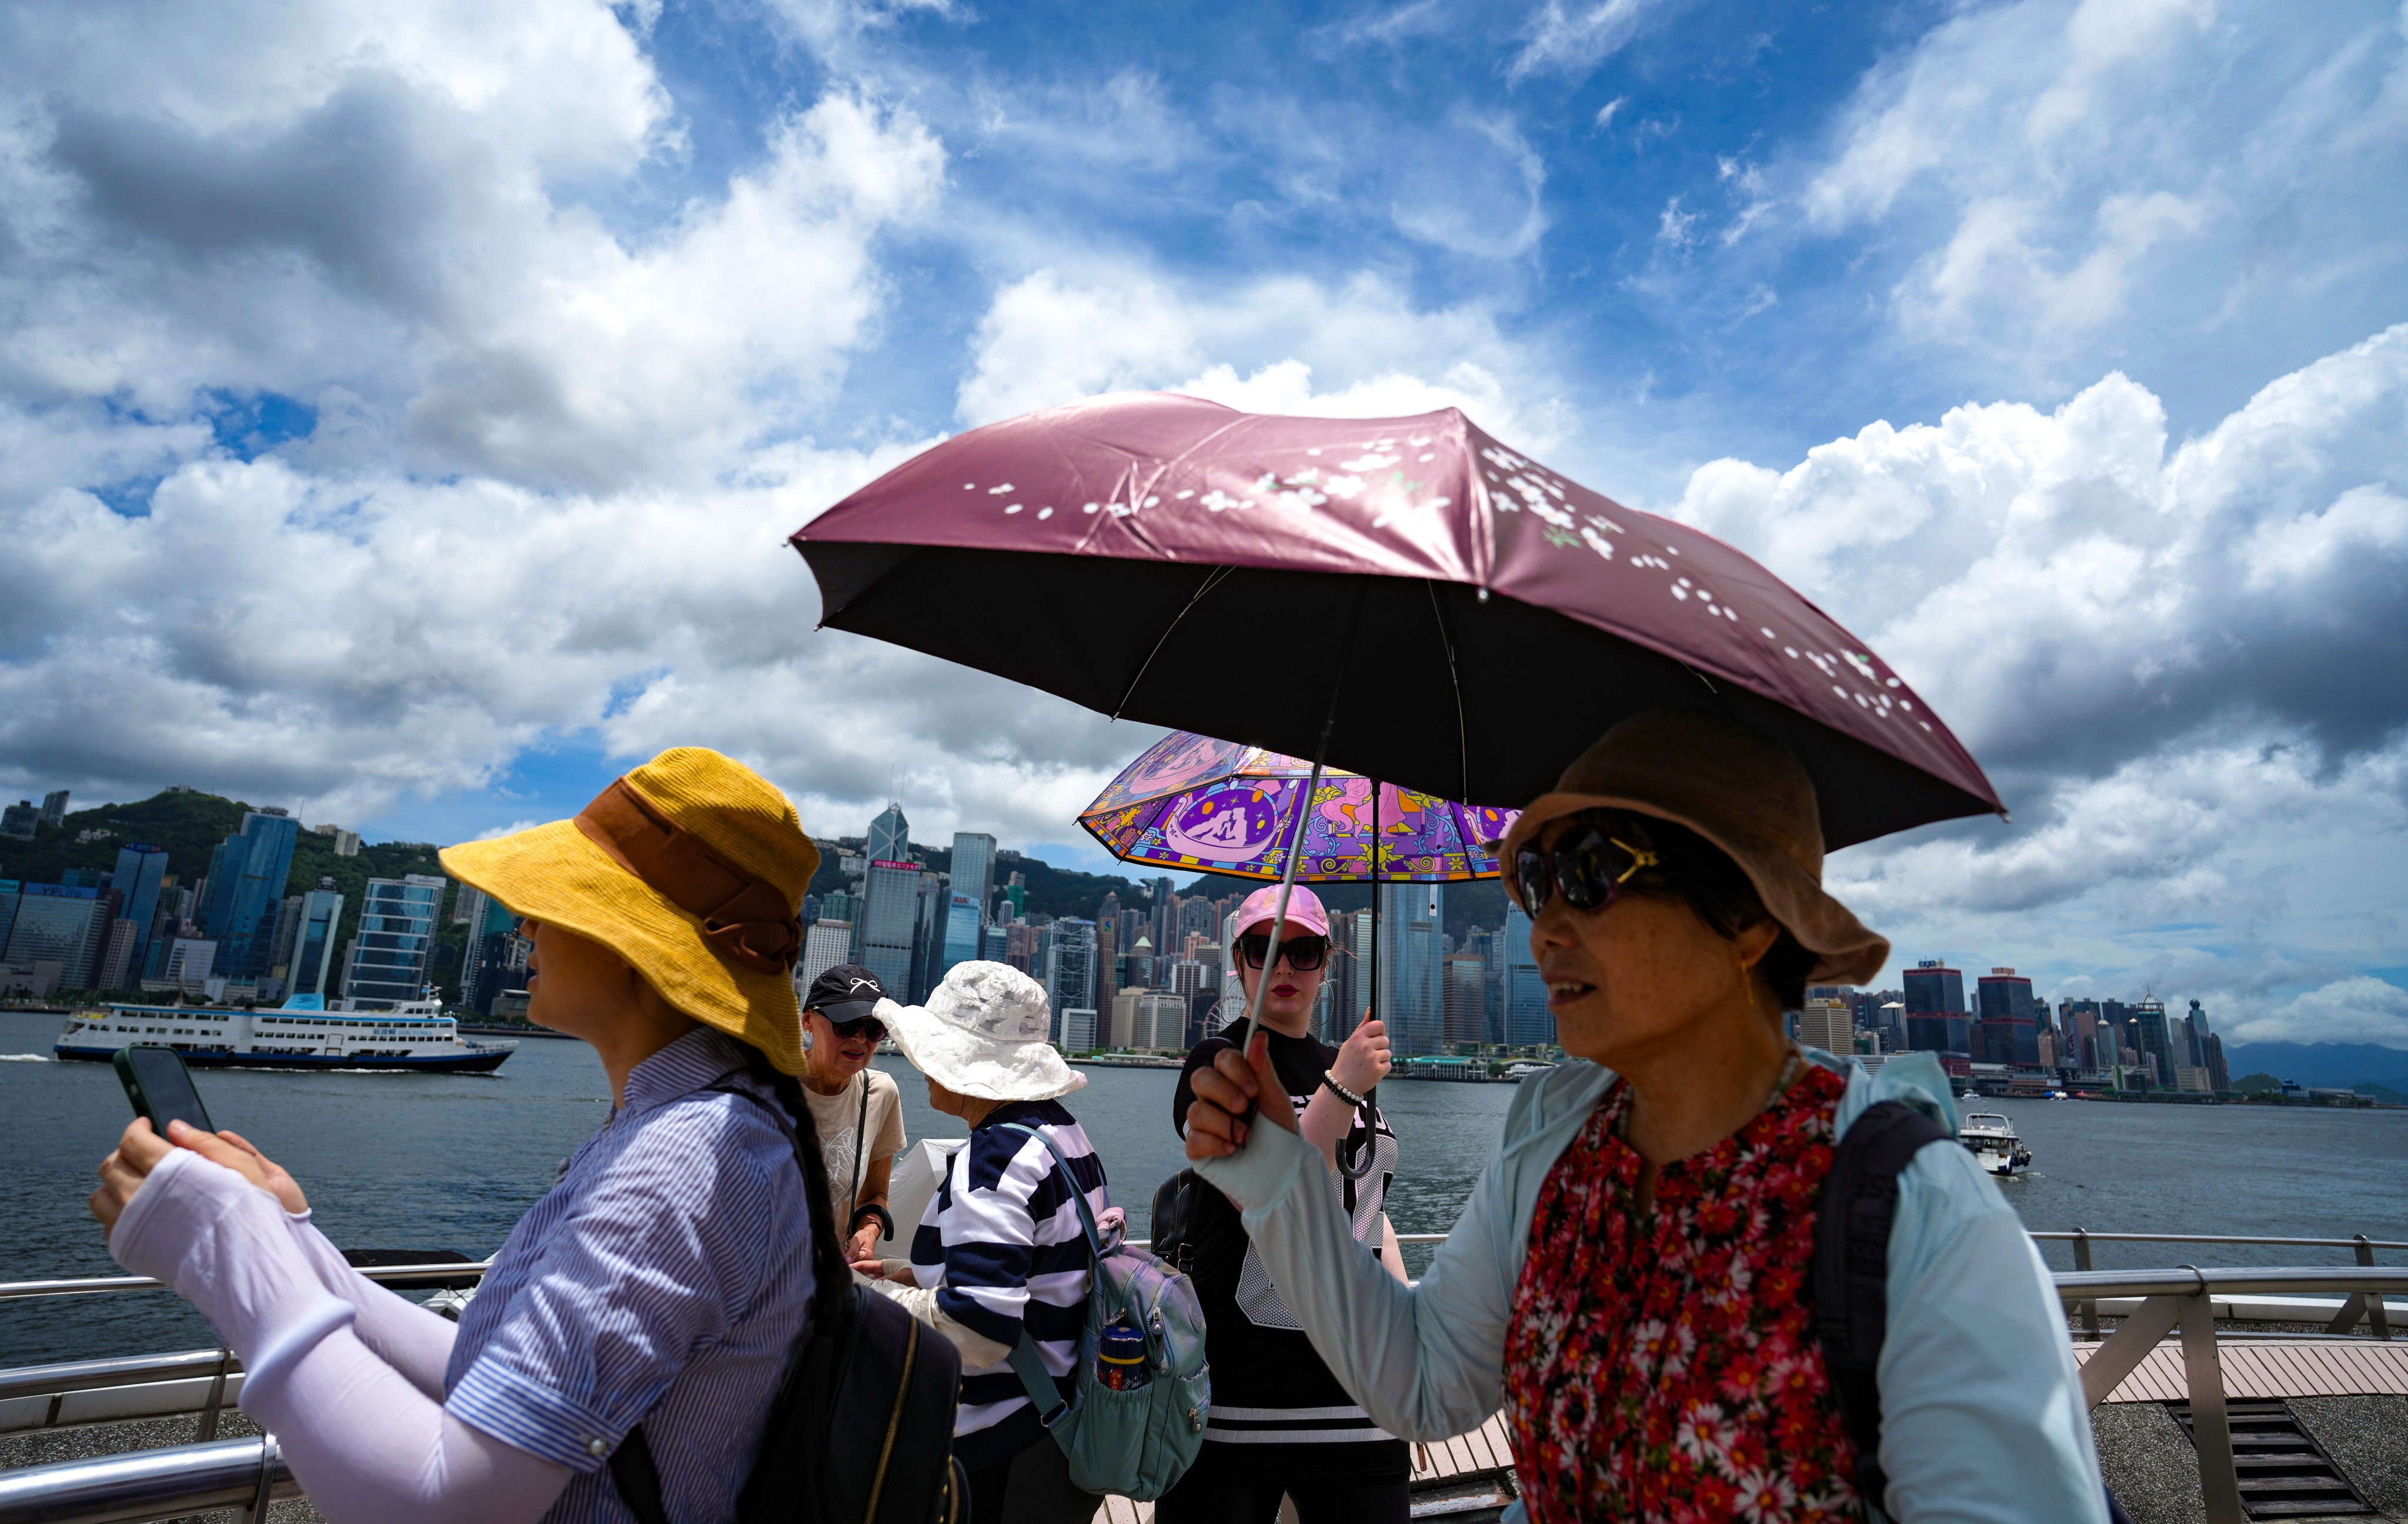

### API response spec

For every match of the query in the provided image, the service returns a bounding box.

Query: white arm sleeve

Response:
[280,1211,459,1401]
[109,1149,572,1524]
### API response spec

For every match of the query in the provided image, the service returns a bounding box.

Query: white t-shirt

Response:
[800,1067,905,1226]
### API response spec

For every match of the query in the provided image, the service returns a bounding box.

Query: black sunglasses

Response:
[1236,932,1329,971]
[819,1013,887,1041]
[1511,823,1661,915]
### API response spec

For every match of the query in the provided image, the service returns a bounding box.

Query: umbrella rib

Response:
[1425,579,1470,801]
[1112,564,1234,721]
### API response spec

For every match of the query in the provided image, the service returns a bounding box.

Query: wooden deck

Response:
[1097,1415,1518,1523]
[2076,1335,2408,1403]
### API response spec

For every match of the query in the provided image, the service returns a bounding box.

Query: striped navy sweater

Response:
[907,1099,1109,1470]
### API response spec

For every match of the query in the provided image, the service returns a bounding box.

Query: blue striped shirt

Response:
[445,1027,816,1523]
[907,1099,1108,1471]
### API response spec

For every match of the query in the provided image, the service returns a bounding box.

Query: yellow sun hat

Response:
[439,747,819,1074]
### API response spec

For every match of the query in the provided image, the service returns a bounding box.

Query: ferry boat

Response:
[1958,1111,2033,1176]
[51,994,516,1073]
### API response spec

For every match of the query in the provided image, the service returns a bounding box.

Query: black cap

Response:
[806,963,888,1022]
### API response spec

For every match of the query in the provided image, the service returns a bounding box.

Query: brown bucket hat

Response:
[1496,709,1889,986]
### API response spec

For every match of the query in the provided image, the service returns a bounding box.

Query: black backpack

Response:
[1149,1169,1201,1274]
[1813,1101,2129,1524]
[612,1082,967,1524]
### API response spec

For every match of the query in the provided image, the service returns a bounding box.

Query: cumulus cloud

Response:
[956,268,1562,442]
[2225,977,2408,1048]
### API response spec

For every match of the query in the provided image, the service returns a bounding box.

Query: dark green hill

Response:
[3,790,462,1000]
[1175,871,1509,941]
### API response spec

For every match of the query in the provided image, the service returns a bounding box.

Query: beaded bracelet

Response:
[1320,1072,1366,1108]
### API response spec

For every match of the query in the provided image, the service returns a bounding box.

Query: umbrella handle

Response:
[1230,583,1367,1063]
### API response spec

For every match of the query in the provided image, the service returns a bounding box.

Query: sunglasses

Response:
[819,1014,887,1042]
[1236,932,1330,971]
[1510,823,1662,915]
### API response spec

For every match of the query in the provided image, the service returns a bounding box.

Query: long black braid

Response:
[737,1045,851,1331]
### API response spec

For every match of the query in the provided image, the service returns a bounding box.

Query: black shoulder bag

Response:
[1812,1100,2129,1524]
[611,1081,966,1524]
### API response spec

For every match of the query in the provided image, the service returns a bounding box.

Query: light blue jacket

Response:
[1193,1050,2107,1524]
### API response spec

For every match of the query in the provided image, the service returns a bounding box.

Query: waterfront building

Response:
[155,937,216,995]
[5,885,106,988]
[109,845,171,980]
[1059,1007,1097,1052]
[1500,904,1553,1048]
[0,881,18,956]
[938,891,983,983]
[0,801,37,840]
[290,887,346,1002]
[1131,990,1188,1052]
[2128,999,2177,1091]
[1044,919,1097,1035]
[1094,914,1118,1020]
[907,871,946,1001]
[1127,932,1155,990]
[341,874,445,1008]
[1380,881,1447,1057]
[1975,967,2040,1065]
[39,790,70,829]
[1903,960,1969,1054]
[982,923,1008,961]
[201,810,300,982]
[2203,1031,2230,1094]
[819,888,856,926]
[260,895,305,1000]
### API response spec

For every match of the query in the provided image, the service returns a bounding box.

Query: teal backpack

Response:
[998,1125,1211,1500]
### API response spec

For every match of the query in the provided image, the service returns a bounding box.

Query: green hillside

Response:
[2,790,464,1000]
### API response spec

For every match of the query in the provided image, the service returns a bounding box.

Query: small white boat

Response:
[1958,1112,2032,1176]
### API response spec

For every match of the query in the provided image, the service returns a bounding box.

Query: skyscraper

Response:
[202,810,300,981]
[950,832,997,919]
[1799,995,1855,1055]
[1902,961,1969,1054]
[342,874,445,1007]
[1444,953,1486,1046]
[1500,904,1552,1048]
[1380,882,1446,1057]
[1974,968,2039,1064]
[866,802,910,863]
[2129,998,2176,1088]
[39,790,70,828]
[110,844,171,980]
[1044,920,1097,1042]
[857,798,921,997]
[5,885,105,987]
[290,887,346,1002]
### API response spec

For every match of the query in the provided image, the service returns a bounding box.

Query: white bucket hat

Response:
[878,961,1087,1103]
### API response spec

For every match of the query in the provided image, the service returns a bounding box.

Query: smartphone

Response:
[113,1045,216,1138]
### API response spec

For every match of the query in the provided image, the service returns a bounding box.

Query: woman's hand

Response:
[849,1256,914,1283]
[91,1119,309,1235]
[844,1222,883,1264]
[1184,1030,1299,1161]
[1330,1011,1391,1096]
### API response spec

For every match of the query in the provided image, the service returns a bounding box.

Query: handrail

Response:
[2054,1265,2408,1301]
[0,1258,490,1302]
[0,1435,295,1524]
[2031,1231,2408,1250]
[0,1349,236,1405]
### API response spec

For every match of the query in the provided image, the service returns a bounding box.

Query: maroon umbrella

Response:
[793,392,2002,849]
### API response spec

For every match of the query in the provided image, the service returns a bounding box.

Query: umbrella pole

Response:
[1368,781,1380,1033]
[1232,586,1366,1055]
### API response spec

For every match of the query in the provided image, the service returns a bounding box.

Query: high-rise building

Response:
[908,871,947,1001]
[857,855,922,1000]
[2202,1031,2230,1094]
[797,921,854,992]
[0,880,20,954]
[819,888,856,925]
[159,938,216,994]
[5,885,105,986]
[938,891,984,982]
[1127,933,1155,990]
[110,844,171,981]
[341,874,445,1007]
[2129,998,2176,1090]
[1902,961,1969,1054]
[1380,882,1446,1057]
[39,790,70,828]
[0,801,38,840]
[982,924,1009,961]
[1444,952,1486,1046]
[1093,915,1119,1019]
[1059,1008,1097,1052]
[1044,920,1097,1041]
[1800,995,1855,1055]
[866,803,910,863]
[950,833,997,920]
[96,919,142,991]
[1499,904,1552,1048]
[2176,1000,2217,1093]
[261,894,305,1000]
[202,810,300,981]
[290,887,346,1002]
[1974,968,2040,1064]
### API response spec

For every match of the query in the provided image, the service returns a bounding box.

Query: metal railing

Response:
[2056,1265,2408,1524]
[3,1240,2403,1524]
[2036,1230,2400,1338]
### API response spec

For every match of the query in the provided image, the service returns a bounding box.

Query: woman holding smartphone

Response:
[1158,883,1408,1524]
[89,748,839,1524]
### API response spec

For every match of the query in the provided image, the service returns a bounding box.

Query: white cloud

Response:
[956,268,1563,444]
[2226,977,2408,1048]
[1508,0,1673,83]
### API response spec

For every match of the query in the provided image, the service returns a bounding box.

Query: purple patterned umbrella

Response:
[1081,730,1518,884]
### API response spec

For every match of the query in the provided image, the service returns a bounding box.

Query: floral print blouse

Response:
[1504,1062,1862,1523]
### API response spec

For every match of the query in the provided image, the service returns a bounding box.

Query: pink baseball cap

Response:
[1233,883,1330,939]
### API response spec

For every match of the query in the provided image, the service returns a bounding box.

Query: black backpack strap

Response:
[609,1424,670,1524]
[1812,1098,1950,1512]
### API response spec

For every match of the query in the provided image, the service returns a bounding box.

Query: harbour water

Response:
[5,1010,2404,1368]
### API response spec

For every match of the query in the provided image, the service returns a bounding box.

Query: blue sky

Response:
[2,0,2405,1044]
